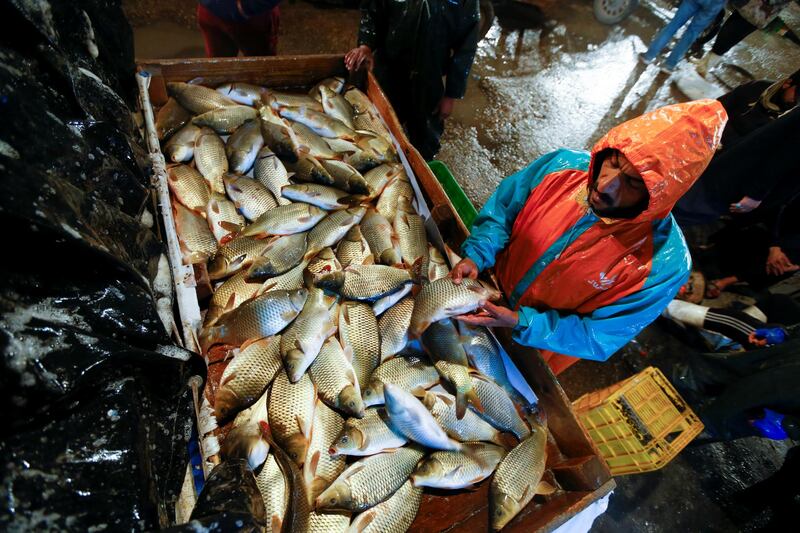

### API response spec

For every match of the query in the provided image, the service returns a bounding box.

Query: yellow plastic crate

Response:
[571,366,704,475]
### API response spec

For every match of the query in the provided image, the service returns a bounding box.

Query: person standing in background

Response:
[197,0,281,57]
[344,0,480,160]
[640,0,727,73]
[696,0,797,77]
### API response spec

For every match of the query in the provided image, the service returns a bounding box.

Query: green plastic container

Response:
[427,160,478,230]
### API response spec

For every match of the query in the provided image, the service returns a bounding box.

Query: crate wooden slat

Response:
[137,54,614,532]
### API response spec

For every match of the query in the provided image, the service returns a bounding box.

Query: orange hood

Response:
[589,99,728,222]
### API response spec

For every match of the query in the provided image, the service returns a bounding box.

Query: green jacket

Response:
[357,0,479,99]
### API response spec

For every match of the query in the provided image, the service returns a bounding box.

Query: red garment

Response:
[493,101,727,374]
[197,3,280,57]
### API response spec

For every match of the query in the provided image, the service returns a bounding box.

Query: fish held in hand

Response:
[409,278,501,337]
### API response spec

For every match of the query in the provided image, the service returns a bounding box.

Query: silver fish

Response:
[361,209,401,266]
[330,408,407,457]
[167,164,209,212]
[377,295,414,360]
[372,283,412,317]
[193,105,259,134]
[361,355,439,408]
[458,322,526,405]
[344,480,422,533]
[292,122,341,160]
[314,264,412,303]
[338,301,380,392]
[255,453,289,533]
[261,118,302,163]
[280,288,339,382]
[208,235,273,280]
[282,184,363,211]
[335,225,372,268]
[224,174,279,222]
[409,278,501,337]
[215,337,282,422]
[320,85,354,129]
[217,82,265,106]
[306,207,367,259]
[163,122,201,162]
[376,176,414,221]
[167,81,237,114]
[363,164,402,200]
[383,383,463,452]
[206,192,245,242]
[156,97,192,141]
[269,369,317,466]
[309,337,364,418]
[241,203,327,238]
[205,270,267,326]
[320,160,370,194]
[194,127,228,194]
[174,200,217,265]
[470,374,531,440]
[279,106,356,140]
[310,77,346,100]
[223,390,270,469]
[254,147,293,205]
[422,390,508,447]
[227,119,264,173]
[394,210,428,273]
[267,90,324,112]
[412,443,506,490]
[304,400,347,506]
[246,232,309,281]
[286,154,336,186]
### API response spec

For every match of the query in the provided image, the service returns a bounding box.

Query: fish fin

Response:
[239,337,259,351]
[536,480,557,495]
[362,254,375,265]
[341,303,351,324]
[345,366,358,387]
[494,432,519,451]
[352,510,376,533]
[342,344,354,363]
[271,515,283,533]
[219,221,242,233]
[281,309,298,321]
[342,462,366,480]
[298,215,312,223]
[438,393,455,407]
[410,386,427,398]
[308,450,320,477]
[219,233,236,245]
[466,388,484,414]
[219,371,237,388]
[223,293,237,313]
[455,390,467,420]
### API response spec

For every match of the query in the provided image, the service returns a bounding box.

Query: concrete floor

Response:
[125,0,800,530]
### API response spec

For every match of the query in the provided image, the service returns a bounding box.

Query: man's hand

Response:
[730,196,762,213]
[455,301,519,328]
[435,96,455,119]
[344,45,374,72]
[766,246,800,276]
[450,258,479,284]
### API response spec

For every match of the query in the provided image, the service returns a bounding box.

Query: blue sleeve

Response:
[461,149,590,271]
[512,217,691,360]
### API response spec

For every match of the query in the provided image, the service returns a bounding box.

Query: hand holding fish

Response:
[456,301,518,328]
[450,258,479,284]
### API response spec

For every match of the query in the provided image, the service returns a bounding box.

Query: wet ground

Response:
[125,0,800,530]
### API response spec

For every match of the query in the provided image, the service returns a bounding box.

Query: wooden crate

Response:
[136,54,614,532]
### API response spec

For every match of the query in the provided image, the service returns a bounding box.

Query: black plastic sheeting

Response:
[0,1,208,530]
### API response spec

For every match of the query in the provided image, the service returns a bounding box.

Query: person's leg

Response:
[643,0,700,61]
[689,8,725,57]
[233,6,280,56]
[196,4,239,57]
[664,3,723,69]
[711,9,758,56]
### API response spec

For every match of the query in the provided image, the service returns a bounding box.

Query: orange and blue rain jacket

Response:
[461,100,728,374]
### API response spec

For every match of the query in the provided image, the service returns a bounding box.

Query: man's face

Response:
[589,150,648,218]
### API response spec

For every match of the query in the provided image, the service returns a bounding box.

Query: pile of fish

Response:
[157,77,552,532]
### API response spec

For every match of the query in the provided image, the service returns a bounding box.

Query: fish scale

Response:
[246,232,309,281]
[335,225,372,268]
[308,511,350,533]
[280,288,339,382]
[409,278,501,336]
[470,375,530,440]
[343,87,375,115]
[254,147,292,205]
[378,295,414,359]
[420,319,470,366]
[309,337,363,418]
[434,360,482,420]
[242,203,327,238]
[279,106,356,140]
[361,209,400,265]
[164,123,201,163]
[167,164,209,212]
[206,192,244,242]
[305,248,342,284]
[193,105,258,134]
[353,110,393,142]
[412,443,506,490]
[267,90,323,112]
[423,390,505,446]
[205,270,266,326]
[194,127,228,194]
[458,322,526,405]
[223,174,279,222]
[215,336,282,421]
[282,184,357,211]
[330,408,407,457]
[255,453,289,533]
[362,355,439,407]
[363,164,401,200]
[269,370,317,466]
[376,177,414,220]
[307,207,367,260]
[261,119,301,163]
[345,480,423,533]
[167,81,237,114]
[216,82,264,106]
[315,447,424,511]
[287,155,336,186]
[394,210,428,270]
[174,201,218,265]
[338,301,380,388]
[208,235,273,280]
[201,288,309,349]
[320,160,370,194]
[320,86,354,129]
[226,119,264,173]
[490,421,548,531]
[315,265,412,303]
[304,400,347,506]
[292,122,340,160]
[423,245,450,284]
[156,97,191,140]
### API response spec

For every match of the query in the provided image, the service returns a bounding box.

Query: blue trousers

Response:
[643,0,725,68]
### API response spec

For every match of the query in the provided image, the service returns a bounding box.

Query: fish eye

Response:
[330,498,337,505]
[291,452,297,459]
[341,436,349,443]
[364,390,371,396]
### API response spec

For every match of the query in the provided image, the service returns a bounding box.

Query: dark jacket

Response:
[357,0,479,99]
[199,0,280,22]
[717,80,776,148]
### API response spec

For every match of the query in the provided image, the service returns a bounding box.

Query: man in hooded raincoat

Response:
[344,0,480,160]
[453,100,728,375]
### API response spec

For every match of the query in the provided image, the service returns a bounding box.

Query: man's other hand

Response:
[436,96,455,119]
[730,196,762,213]
[345,45,374,72]
[450,258,478,284]
[455,301,518,328]
[766,246,800,276]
